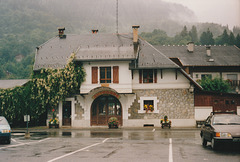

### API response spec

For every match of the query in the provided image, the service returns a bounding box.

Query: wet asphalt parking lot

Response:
[0,128,239,162]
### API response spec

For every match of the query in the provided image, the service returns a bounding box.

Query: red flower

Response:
[52,109,55,112]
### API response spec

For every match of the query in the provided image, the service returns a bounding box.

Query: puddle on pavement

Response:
[90,131,123,138]
[12,129,199,140]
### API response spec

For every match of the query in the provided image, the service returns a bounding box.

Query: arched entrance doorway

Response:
[91,95,122,126]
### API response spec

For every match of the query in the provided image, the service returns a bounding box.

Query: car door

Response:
[203,116,212,141]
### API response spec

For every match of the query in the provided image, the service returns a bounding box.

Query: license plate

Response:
[233,138,240,142]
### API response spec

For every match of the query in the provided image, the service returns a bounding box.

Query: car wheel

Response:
[211,138,218,150]
[201,136,207,146]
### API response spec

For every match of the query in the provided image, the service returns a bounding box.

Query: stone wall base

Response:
[123,119,196,127]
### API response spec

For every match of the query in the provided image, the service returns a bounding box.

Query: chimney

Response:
[187,42,194,53]
[91,29,98,34]
[132,25,140,44]
[206,46,211,56]
[58,27,66,39]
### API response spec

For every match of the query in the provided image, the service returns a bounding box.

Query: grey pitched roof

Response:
[34,34,136,71]
[0,79,29,89]
[136,40,179,69]
[34,33,180,71]
[154,45,240,66]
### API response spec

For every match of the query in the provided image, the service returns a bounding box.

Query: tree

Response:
[173,26,191,45]
[180,26,188,37]
[200,29,214,45]
[228,32,235,45]
[0,53,86,127]
[235,34,240,48]
[189,25,198,44]
[221,29,229,45]
[140,29,170,45]
[198,77,231,93]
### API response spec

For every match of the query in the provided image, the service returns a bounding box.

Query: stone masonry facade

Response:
[129,89,194,119]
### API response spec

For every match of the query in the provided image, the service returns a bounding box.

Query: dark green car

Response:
[0,116,11,144]
[200,113,240,149]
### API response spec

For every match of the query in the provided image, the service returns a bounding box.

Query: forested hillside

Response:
[0,0,239,79]
[0,0,62,79]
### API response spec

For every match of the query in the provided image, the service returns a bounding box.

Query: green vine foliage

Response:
[197,77,231,93]
[0,53,85,127]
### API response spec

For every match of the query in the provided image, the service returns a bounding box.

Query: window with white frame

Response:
[138,97,159,113]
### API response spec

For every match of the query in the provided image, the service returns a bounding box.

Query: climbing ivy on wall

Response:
[0,53,85,127]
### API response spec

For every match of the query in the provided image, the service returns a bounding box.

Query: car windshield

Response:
[213,115,240,125]
[0,117,9,125]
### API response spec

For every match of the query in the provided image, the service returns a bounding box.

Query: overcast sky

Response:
[163,0,240,29]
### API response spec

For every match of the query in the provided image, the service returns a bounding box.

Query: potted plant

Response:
[49,108,59,128]
[108,117,119,128]
[49,118,59,128]
[160,115,171,128]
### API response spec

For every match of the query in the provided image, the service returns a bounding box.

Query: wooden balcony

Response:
[227,80,240,93]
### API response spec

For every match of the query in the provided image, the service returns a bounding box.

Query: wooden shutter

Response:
[154,69,157,83]
[113,66,119,83]
[92,67,98,84]
[139,70,142,83]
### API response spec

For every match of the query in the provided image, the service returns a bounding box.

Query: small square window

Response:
[138,97,159,113]
[144,100,154,112]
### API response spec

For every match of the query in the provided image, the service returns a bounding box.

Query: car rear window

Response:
[213,115,240,125]
[0,117,9,125]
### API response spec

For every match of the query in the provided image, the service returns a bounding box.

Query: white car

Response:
[0,116,11,144]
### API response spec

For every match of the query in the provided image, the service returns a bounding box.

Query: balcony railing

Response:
[227,80,240,93]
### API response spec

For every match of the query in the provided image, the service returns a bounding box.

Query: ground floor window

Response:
[138,97,159,113]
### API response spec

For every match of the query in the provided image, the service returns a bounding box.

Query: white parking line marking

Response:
[0,138,51,150]
[169,138,173,162]
[47,138,110,162]
[102,138,109,143]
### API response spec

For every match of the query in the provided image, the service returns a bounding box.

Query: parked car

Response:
[200,112,240,149]
[0,116,11,144]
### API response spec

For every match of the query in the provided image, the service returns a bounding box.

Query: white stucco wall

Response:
[132,69,191,89]
[80,61,133,94]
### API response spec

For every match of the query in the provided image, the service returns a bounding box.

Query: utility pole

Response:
[116,0,118,34]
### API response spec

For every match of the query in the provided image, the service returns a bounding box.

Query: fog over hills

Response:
[39,0,196,35]
[3,0,237,79]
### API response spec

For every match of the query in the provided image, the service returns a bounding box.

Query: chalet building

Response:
[154,43,240,93]
[33,26,202,128]
[154,43,240,120]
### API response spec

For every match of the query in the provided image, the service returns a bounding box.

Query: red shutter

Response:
[113,66,119,83]
[154,69,157,83]
[139,70,142,83]
[92,67,98,84]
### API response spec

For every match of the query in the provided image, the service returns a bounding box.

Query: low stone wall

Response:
[129,89,194,120]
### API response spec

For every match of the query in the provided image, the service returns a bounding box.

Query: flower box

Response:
[49,124,59,128]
